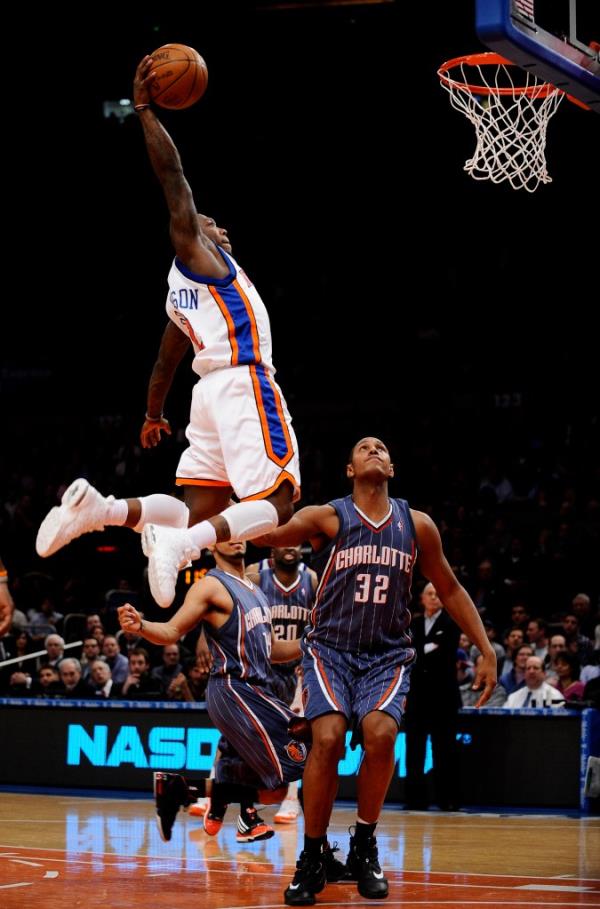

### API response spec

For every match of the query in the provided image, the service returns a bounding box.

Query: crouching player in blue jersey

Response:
[257,437,498,905]
[117,542,345,876]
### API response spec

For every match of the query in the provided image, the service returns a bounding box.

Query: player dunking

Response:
[247,546,316,822]
[35,54,300,609]
[257,437,497,905]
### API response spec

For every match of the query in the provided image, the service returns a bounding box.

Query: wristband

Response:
[145,413,164,423]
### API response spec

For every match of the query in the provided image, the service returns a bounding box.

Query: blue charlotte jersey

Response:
[258,567,313,643]
[309,496,416,654]
[204,568,273,684]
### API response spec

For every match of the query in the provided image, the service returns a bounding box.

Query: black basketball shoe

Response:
[153,771,194,842]
[345,829,389,898]
[284,850,326,906]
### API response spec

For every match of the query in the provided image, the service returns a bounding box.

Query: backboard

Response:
[476,0,600,109]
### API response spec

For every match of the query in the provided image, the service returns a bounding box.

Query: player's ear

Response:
[346,462,355,479]
[389,462,395,477]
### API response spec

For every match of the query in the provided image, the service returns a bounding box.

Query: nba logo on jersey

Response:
[397,519,403,531]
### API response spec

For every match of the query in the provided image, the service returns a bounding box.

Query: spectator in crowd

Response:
[119,648,162,700]
[570,592,596,639]
[59,658,93,698]
[505,602,530,637]
[499,627,525,674]
[80,637,104,680]
[27,596,63,642]
[182,657,209,701]
[151,643,183,695]
[503,656,564,708]
[40,633,65,670]
[404,582,462,811]
[526,617,549,662]
[89,660,118,698]
[550,651,585,701]
[101,635,129,685]
[32,664,62,698]
[561,613,594,665]
[544,633,568,684]
[499,643,533,695]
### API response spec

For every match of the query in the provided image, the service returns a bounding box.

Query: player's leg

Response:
[35,479,192,558]
[345,651,413,899]
[143,367,300,607]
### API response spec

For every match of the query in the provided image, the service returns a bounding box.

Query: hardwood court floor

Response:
[0,793,598,908]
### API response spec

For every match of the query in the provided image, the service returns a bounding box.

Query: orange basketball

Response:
[148,44,208,110]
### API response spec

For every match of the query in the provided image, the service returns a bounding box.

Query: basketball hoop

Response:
[438,52,566,192]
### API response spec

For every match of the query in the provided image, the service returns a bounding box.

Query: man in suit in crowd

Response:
[404,582,461,810]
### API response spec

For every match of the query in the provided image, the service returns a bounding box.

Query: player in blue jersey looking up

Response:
[246,546,317,823]
[117,541,344,878]
[36,54,300,610]
[257,437,497,906]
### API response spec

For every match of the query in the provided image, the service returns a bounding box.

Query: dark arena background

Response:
[1,2,599,907]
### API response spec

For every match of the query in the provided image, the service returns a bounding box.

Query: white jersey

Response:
[166,249,274,378]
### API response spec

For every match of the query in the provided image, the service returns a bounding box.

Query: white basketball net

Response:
[439,56,564,192]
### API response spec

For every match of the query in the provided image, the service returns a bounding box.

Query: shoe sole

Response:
[236,828,275,843]
[36,479,90,557]
[274,815,298,823]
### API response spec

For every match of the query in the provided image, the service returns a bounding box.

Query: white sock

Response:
[286,780,298,800]
[105,499,129,526]
[187,500,278,550]
[132,495,189,533]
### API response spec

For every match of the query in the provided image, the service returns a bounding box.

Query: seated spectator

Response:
[498,627,525,675]
[543,634,568,684]
[101,635,129,685]
[561,613,594,665]
[27,596,63,642]
[59,658,94,698]
[503,656,564,708]
[118,648,162,700]
[550,651,585,702]
[525,617,549,662]
[40,633,65,670]
[80,637,105,680]
[151,644,183,695]
[499,644,533,695]
[31,664,62,698]
[570,592,597,639]
[183,658,209,702]
[88,660,118,698]
[580,652,600,685]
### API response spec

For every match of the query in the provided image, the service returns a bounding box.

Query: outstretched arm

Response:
[412,509,497,707]
[133,56,223,272]
[141,321,191,448]
[118,575,226,645]
[254,504,339,550]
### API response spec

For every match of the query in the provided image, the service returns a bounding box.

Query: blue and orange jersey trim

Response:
[249,364,294,467]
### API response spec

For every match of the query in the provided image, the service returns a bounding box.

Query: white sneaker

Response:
[188,797,208,818]
[36,479,112,557]
[141,524,199,609]
[274,797,300,823]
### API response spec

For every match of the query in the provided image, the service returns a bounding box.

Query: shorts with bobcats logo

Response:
[207,675,307,790]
